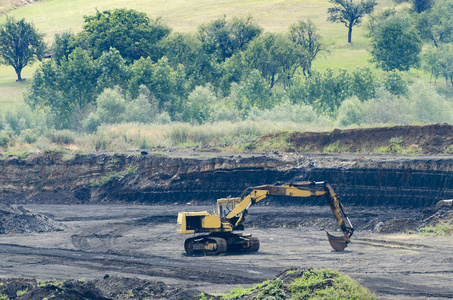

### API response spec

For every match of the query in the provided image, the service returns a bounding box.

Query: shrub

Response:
[124,94,156,123]
[155,112,172,124]
[336,96,365,126]
[383,71,408,96]
[3,103,38,135]
[211,93,241,122]
[124,85,158,124]
[351,66,380,101]
[247,100,318,123]
[408,82,453,124]
[83,112,102,133]
[0,131,12,148]
[96,86,126,124]
[19,128,39,144]
[183,85,217,124]
[45,129,77,144]
[362,88,411,124]
[420,223,453,235]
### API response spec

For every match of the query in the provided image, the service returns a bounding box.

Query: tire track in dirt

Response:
[0,243,279,285]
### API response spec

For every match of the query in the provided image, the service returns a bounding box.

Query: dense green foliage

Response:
[78,9,171,63]
[219,268,376,300]
[23,8,427,131]
[369,14,423,71]
[0,1,452,151]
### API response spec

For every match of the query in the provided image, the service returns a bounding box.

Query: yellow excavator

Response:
[177,181,354,255]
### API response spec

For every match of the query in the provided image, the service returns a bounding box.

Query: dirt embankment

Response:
[254,123,453,154]
[1,124,453,208]
[2,150,453,208]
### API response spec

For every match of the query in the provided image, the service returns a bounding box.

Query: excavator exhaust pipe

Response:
[326,230,349,252]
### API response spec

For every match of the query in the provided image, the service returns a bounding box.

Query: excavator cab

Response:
[216,198,242,218]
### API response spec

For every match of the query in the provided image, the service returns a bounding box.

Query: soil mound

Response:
[0,275,201,300]
[254,123,453,154]
[208,267,375,299]
[0,205,67,234]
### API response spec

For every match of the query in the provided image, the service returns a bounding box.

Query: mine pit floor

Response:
[0,204,452,299]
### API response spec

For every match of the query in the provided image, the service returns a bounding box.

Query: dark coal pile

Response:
[0,275,201,300]
[0,205,67,234]
[374,206,453,234]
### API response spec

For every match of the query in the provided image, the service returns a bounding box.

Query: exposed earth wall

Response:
[1,151,453,208]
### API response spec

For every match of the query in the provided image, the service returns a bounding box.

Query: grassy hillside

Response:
[0,0,431,107]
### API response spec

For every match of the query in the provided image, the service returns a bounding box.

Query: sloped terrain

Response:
[253,123,453,154]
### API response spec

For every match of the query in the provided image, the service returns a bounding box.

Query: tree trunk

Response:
[348,25,353,43]
[15,67,23,82]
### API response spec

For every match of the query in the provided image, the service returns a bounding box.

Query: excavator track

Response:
[184,234,259,255]
[184,236,227,255]
[248,236,260,252]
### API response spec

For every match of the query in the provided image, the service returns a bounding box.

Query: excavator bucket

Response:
[326,230,349,252]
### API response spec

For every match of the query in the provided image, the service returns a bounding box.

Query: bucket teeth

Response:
[326,230,349,252]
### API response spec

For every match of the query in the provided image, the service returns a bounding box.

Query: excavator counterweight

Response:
[177,181,354,255]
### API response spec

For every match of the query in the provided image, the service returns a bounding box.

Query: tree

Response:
[327,0,377,43]
[50,31,76,65]
[25,48,98,129]
[410,0,434,13]
[288,20,330,77]
[242,33,299,89]
[128,57,188,118]
[80,9,171,62]
[370,15,423,71]
[416,0,453,47]
[0,17,45,81]
[194,16,263,89]
[198,15,262,62]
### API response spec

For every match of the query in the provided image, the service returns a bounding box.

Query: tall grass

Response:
[0,120,333,154]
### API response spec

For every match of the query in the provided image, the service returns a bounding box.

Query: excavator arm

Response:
[224,181,354,251]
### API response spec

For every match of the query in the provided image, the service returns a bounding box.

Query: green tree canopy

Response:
[79,8,171,62]
[198,15,263,62]
[416,0,453,47]
[0,17,45,81]
[327,0,377,43]
[25,48,98,129]
[370,14,423,71]
[242,33,299,89]
[288,20,330,77]
[410,0,434,13]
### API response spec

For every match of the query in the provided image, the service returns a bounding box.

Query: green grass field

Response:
[0,0,444,107]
